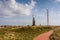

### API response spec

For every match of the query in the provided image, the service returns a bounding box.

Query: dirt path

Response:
[34,30,53,40]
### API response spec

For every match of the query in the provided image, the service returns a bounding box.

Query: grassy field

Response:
[50,27,60,40]
[0,26,53,40]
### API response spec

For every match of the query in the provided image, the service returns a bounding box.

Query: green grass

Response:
[50,28,60,40]
[0,26,52,40]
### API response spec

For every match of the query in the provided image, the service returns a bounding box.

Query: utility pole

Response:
[32,15,35,26]
[47,9,49,26]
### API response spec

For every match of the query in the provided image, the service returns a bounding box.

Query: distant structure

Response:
[47,9,49,26]
[32,15,35,26]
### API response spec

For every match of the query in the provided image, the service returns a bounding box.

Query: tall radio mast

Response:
[47,9,49,26]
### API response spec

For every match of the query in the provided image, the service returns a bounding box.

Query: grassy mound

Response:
[0,26,52,40]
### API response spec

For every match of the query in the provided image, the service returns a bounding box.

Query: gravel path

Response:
[34,30,53,40]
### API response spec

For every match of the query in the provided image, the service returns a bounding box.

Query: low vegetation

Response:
[0,26,52,40]
[50,27,60,40]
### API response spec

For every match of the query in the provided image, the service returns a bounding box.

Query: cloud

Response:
[54,0,60,2]
[55,0,60,2]
[0,0,36,18]
[0,19,32,26]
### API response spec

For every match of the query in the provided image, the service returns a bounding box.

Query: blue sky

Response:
[0,0,60,26]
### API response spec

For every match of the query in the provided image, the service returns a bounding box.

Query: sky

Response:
[0,0,60,26]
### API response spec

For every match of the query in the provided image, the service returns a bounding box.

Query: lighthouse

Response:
[32,15,35,26]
